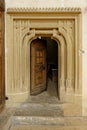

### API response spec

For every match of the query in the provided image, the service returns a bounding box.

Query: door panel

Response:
[31,38,46,95]
[0,10,5,111]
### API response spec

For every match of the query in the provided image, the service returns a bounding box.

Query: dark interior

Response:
[42,37,58,97]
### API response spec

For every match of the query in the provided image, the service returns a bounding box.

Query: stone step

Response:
[9,102,64,127]
[21,102,63,108]
[24,93,60,104]
[8,116,87,130]
[12,116,64,125]
[14,103,64,117]
[2,99,64,129]
[9,124,87,130]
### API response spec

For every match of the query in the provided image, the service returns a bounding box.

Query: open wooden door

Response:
[31,38,47,95]
[0,0,5,111]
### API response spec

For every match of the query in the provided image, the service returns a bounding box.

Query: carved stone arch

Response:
[21,30,36,89]
[58,27,75,93]
[51,37,61,98]
[22,29,35,45]
[65,33,75,92]
[21,28,68,100]
[52,33,67,100]
[21,30,30,41]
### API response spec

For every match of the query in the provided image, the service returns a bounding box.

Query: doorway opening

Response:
[30,37,58,98]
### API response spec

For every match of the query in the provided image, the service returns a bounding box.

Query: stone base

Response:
[64,94,82,116]
[6,92,29,105]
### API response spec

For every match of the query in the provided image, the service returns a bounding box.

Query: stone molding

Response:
[7,7,81,13]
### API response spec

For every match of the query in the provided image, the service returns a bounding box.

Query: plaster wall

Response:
[5,0,87,9]
[5,0,87,116]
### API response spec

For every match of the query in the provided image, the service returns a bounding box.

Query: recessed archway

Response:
[22,28,67,101]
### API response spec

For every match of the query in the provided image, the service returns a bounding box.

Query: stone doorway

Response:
[6,8,82,105]
[30,37,58,98]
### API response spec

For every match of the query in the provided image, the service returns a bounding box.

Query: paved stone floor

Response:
[0,79,87,130]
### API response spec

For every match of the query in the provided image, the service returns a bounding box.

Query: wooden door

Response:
[0,5,5,111]
[31,38,47,95]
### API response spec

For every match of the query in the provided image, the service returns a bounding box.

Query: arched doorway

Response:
[23,28,67,101]
[30,37,58,98]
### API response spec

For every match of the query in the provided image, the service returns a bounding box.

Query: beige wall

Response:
[82,7,87,115]
[5,0,87,9]
[5,0,87,115]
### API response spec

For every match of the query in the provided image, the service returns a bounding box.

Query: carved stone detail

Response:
[11,19,75,97]
[7,7,81,13]
[58,20,74,40]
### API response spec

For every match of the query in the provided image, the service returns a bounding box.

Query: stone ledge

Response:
[7,7,81,14]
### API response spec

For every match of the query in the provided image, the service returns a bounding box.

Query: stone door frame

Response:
[6,8,82,104]
[22,28,68,101]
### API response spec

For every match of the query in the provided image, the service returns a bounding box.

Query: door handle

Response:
[39,65,45,71]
